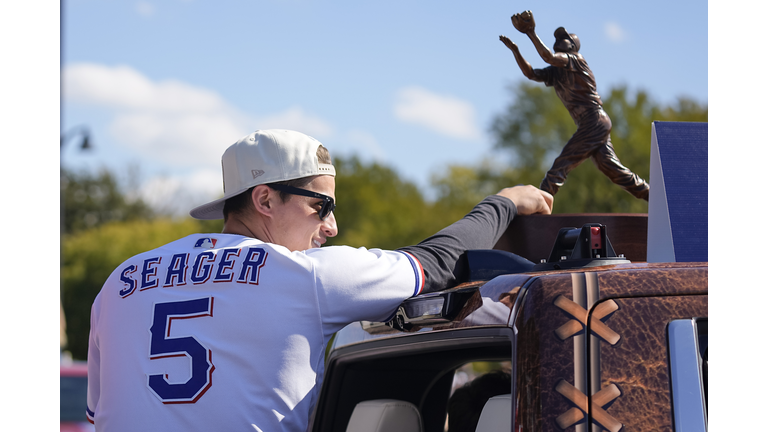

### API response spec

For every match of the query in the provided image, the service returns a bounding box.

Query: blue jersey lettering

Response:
[237,247,268,285]
[141,257,162,291]
[213,248,240,283]
[164,253,189,287]
[119,264,138,297]
[191,251,216,284]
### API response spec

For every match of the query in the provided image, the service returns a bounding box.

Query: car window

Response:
[313,326,515,432]
[449,362,511,397]
[445,362,512,432]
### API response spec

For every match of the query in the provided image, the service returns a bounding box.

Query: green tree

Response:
[330,156,436,249]
[61,167,155,234]
[429,161,518,224]
[488,82,707,213]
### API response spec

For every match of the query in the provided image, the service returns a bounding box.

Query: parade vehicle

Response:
[310,214,708,432]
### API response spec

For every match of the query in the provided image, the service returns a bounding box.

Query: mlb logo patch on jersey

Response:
[194,237,218,248]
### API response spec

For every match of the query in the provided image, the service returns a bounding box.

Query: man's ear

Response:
[251,185,277,218]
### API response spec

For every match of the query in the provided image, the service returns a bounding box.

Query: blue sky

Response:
[60,0,708,215]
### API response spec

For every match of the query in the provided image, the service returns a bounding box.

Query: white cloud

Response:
[62,62,338,215]
[604,22,627,43]
[256,106,334,139]
[64,63,228,113]
[108,112,245,166]
[134,169,223,217]
[63,63,334,167]
[136,2,155,17]
[184,169,225,198]
[134,175,184,214]
[344,130,385,160]
[393,86,481,140]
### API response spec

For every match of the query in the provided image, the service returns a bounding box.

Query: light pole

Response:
[60,125,92,151]
[60,125,93,357]
[60,124,93,238]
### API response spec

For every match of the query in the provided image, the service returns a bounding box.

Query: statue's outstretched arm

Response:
[499,35,537,81]
[527,33,567,67]
[512,10,569,68]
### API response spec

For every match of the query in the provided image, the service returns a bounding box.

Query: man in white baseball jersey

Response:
[86,129,552,431]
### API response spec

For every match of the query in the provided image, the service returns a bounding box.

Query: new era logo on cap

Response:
[252,169,265,179]
[194,237,218,248]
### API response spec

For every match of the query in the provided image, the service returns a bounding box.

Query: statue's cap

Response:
[554,27,580,52]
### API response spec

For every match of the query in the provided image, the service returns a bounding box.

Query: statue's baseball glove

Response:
[511,10,535,34]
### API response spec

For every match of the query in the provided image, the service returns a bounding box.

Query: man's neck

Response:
[222,217,262,240]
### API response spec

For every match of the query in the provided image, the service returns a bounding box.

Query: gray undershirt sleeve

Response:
[398,195,518,293]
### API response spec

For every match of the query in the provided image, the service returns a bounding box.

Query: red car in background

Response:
[60,361,94,432]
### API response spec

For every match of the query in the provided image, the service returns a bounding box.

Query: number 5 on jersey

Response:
[148,297,215,403]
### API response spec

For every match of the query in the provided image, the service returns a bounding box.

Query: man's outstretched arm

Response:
[400,185,553,293]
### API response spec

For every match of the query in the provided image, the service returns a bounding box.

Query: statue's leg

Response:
[591,115,650,201]
[539,120,597,196]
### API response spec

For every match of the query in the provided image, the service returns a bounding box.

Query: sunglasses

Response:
[268,184,336,220]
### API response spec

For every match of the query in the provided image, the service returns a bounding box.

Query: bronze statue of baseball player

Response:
[500,10,650,201]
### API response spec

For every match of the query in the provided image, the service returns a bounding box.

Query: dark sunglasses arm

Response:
[268,184,336,220]
[268,184,329,201]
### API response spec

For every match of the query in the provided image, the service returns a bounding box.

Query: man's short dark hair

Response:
[447,370,511,432]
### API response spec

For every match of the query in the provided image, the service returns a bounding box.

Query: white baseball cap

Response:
[189,129,336,220]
